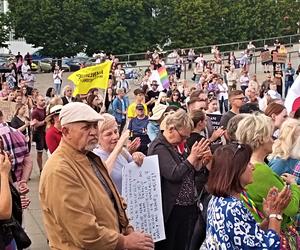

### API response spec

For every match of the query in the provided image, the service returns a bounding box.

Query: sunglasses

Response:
[234,97,245,101]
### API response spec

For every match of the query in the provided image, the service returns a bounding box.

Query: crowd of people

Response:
[0,41,300,250]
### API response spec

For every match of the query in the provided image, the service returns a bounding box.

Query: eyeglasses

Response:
[175,127,189,140]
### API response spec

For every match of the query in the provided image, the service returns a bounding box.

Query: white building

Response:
[0,0,41,55]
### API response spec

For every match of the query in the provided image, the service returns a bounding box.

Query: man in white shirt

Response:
[23,69,36,95]
[21,61,31,76]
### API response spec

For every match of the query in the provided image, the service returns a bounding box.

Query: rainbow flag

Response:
[157,67,169,89]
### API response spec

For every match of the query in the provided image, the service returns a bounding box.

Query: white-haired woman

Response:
[236,113,300,246]
[148,109,211,250]
[269,118,300,185]
[93,113,143,194]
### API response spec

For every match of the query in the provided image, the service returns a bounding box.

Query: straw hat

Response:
[149,104,167,121]
[45,105,63,122]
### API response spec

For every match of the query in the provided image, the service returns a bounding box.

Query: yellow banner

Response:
[68,61,112,96]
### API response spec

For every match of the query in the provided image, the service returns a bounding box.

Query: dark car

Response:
[65,57,87,71]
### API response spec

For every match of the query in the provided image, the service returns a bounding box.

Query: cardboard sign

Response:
[260,51,272,63]
[0,101,17,122]
[272,53,287,64]
[122,155,165,242]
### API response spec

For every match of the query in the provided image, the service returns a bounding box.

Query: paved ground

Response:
[23,51,300,249]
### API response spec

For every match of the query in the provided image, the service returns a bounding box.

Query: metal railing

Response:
[114,33,300,62]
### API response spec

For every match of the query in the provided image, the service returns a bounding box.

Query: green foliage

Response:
[6,0,300,56]
[0,13,10,48]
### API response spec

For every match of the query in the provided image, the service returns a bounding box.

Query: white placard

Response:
[122,155,165,242]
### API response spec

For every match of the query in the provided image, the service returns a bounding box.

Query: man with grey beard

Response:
[39,102,153,250]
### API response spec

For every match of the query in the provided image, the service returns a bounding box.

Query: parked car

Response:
[61,58,70,72]
[32,50,49,61]
[33,58,52,73]
[65,57,87,71]
[30,62,39,72]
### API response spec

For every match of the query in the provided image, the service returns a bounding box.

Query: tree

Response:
[7,0,300,56]
[0,13,10,48]
[7,0,92,57]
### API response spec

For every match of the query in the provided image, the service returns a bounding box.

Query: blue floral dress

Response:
[205,196,280,249]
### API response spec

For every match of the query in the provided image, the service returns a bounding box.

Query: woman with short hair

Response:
[236,113,300,246]
[205,143,291,249]
[148,109,211,250]
[93,113,143,194]
[269,118,300,184]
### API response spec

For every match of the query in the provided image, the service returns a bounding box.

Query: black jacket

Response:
[148,133,195,222]
[61,96,76,106]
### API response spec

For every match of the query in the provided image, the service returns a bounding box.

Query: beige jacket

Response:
[39,140,130,250]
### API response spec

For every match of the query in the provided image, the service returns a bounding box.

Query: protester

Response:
[61,85,75,105]
[10,104,31,150]
[31,95,47,173]
[0,150,15,249]
[23,69,36,95]
[239,70,249,93]
[285,62,295,97]
[220,90,245,128]
[225,114,249,142]
[147,104,168,141]
[127,89,148,119]
[94,113,143,193]
[217,77,228,113]
[39,102,154,250]
[112,88,128,134]
[45,105,63,155]
[53,66,63,95]
[87,94,101,113]
[128,104,150,154]
[236,114,300,246]
[206,97,220,114]
[45,87,55,104]
[156,91,168,105]
[148,109,211,250]
[264,102,287,138]
[226,66,238,91]
[146,80,160,113]
[205,143,291,249]
[269,118,300,183]
[168,90,182,108]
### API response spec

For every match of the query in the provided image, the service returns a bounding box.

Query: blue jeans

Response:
[54,83,62,96]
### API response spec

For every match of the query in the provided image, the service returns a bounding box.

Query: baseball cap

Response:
[59,102,103,126]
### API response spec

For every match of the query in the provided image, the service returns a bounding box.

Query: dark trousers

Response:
[155,205,197,250]
[285,81,293,97]
[118,119,126,134]
[219,97,228,114]
[241,85,247,94]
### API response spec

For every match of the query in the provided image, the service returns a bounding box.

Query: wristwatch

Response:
[269,214,283,221]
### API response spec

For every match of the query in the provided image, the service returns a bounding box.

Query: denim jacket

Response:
[112,97,128,123]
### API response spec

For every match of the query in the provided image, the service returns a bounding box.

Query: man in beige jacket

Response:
[39,102,153,250]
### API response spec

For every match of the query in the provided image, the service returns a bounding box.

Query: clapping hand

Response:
[188,138,211,166]
[127,137,141,154]
[263,186,291,216]
[281,173,296,185]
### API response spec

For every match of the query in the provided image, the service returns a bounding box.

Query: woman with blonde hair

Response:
[269,118,300,184]
[93,113,143,194]
[236,113,300,246]
[148,109,211,250]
